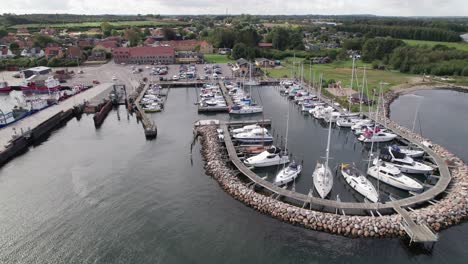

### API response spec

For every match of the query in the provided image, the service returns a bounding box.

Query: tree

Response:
[111,29,119,36]
[0,28,7,38]
[162,27,177,40]
[9,42,20,56]
[232,43,247,59]
[100,22,114,37]
[33,34,56,48]
[143,28,151,37]
[126,29,142,47]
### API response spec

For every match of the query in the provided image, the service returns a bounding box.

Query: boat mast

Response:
[309,60,312,92]
[349,56,355,112]
[360,66,366,115]
[318,73,323,102]
[325,111,332,171]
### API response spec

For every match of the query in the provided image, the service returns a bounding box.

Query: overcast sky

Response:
[1,0,467,16]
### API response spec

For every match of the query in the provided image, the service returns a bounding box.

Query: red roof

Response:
[45,46,62,55]
[95,40,118,49]
[78,40,92,47]
[144,38,156,45]
[258,42,273,47]
[160,40,210,47]
[67,46,81,57]
[113,46,175,57]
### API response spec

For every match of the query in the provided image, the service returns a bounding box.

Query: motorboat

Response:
[229,104,263,115]
[380,147,433,174]
[351,119,373,131]
[243,146,290,168]
[358,130,397,143]
[340,164,379,203]
[233,128,273,143]
[336,117,361,128]
[324,111,341,123]
[21,76,61,93]
[392,145,425,158]
[274,161,302,185]
[143,103,162,113]
[367,159,423,192]
[232,124,262,134]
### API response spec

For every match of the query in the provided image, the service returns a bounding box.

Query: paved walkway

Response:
[0,83,113,152]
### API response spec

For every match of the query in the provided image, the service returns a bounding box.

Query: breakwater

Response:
[196,124,468,238]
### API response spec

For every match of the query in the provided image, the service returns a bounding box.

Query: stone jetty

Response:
[196,121,468,238]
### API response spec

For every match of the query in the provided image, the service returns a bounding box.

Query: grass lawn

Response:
[402,39,468,51]
[204,54,235,64]
[10,20,188,29]
[267,59,418,93]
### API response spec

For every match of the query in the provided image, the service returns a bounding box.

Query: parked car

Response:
[172,75,179,81]
[93,80,100,84]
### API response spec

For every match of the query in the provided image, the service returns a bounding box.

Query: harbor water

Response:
[0,87,467,263]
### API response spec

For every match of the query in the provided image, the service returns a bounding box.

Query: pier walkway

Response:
[134,83,157,138]
[393,205,438,243]
[0,83,114,153]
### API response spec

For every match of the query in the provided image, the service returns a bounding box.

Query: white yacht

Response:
[231,124,262,134]
[392,145,425,158]
[341,164,379,203]
[358,130,397,143]
[367,159,423,192]
[233,128,273,143]
[229,104,263,115]
[243,146,290,168]
[313,117,334,198]
[336,117,362,128]
[380,147,433,174]
[274,161,302,185]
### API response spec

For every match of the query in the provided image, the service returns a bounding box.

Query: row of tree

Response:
[0,57,80,69]
[338,24,462,42]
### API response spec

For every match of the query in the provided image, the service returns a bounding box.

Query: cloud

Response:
[0,0,467,16]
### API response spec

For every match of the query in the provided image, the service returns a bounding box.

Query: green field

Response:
[402,39,468,51]
[11,20,189,30]
[267,59,419,93]
[204,54,235,64]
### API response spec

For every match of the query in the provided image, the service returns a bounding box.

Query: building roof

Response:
[67,46,81,57]
[45,46,62,54]
[95,40,118,49]
[159,40,211,47]
[113,46,175,57]
[236,58,249,66]
[258,42,273,48]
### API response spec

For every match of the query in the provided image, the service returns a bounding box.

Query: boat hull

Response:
[341,170,379,203]
[367,167,423,192]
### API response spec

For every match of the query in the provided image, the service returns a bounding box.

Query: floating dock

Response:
[134,83,157,139]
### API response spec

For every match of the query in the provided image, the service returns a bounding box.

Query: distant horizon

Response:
[1,0,467,17]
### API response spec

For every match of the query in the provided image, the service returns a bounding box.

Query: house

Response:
[258,42,273,49]
[176,51,204,64]
[21,47,44,58]
[78,40,93,48]
[232,58,251,77]
[89,49,107,61]
[112,46,175,64]
[44,46,64,59]
[94,40,118,52]
[159,40,214,54]
[66,46,82,59]
[40,28,57,35]
[255,58,275,68]
[0,45,14,58]
[144,37,156,46]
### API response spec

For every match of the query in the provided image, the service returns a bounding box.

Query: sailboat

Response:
[340,163,379,203]
[275,101,302,185]
[313,114,334,198]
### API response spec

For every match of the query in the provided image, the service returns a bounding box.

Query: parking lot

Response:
[130,63,234,82]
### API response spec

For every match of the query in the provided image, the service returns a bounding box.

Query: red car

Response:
[92,80,100,84]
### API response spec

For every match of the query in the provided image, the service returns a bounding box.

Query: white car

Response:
[172,75,179,81]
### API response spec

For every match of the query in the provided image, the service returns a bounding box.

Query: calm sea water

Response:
[0,87,467,263]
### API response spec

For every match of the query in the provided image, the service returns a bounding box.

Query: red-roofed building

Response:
[113,46,175,64]
[66,46,82,59]
[95,40,118,52]
[258,42,273,49]
[44,46,64,59]
[159,40,213,54]
[144,38,156,46]
[78,40,92,48]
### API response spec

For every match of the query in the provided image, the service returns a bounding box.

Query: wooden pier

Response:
[134,83,157,139]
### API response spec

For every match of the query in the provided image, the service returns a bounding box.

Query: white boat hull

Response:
[313,163,333,198]
[342,170,379,203]
[367,166,423,192]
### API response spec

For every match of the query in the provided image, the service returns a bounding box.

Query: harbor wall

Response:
[0,106,82,167]
[196,125,468,238]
